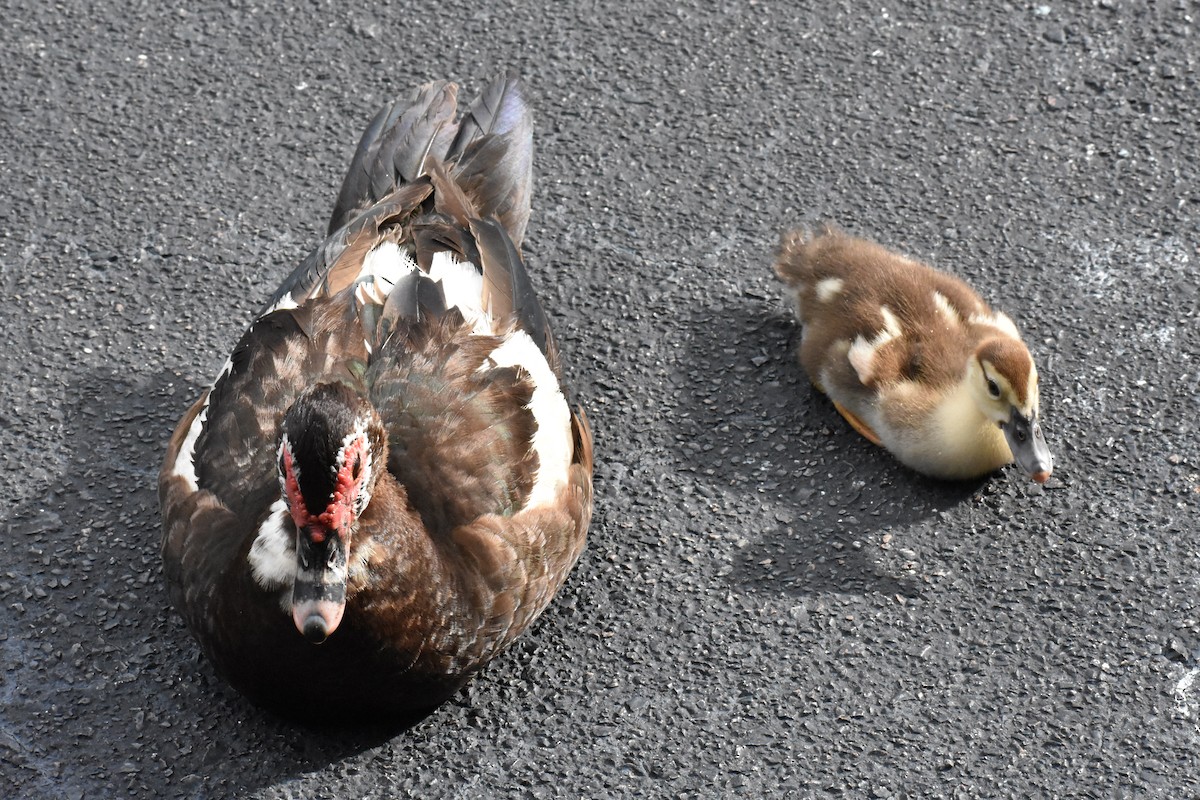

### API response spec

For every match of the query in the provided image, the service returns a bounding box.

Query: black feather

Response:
[283,385,365,511]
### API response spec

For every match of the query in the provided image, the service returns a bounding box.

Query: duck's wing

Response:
[362,236,557,536]
[410,174,552,360]
[367,313,540,534]
[354,71,572,542]
[446,407,593,663]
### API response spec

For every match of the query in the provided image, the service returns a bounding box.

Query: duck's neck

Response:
[348,473,439,596]
[348,473,526,668]
[928,379,1011,478]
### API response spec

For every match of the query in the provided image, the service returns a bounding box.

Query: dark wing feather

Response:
[427,159,479,228]
[368,317,539,535]
[446,72,528,161]
[375,268,421,345]
[327,81,459,235]
[265,182,433,311]
[442,406,593,664]
[468,217,550,356]
[411,214,481,272]
[267,74,531,312]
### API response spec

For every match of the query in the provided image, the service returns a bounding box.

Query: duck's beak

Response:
[1001,408,1053,484]
[291,525,348,644]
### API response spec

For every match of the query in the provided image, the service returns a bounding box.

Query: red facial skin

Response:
[280,436,371,539]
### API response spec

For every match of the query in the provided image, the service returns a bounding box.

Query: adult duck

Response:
[773,224,1053,483]
[160,74,593,720]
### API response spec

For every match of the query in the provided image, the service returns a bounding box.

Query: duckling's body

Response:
[773,226,1052,482]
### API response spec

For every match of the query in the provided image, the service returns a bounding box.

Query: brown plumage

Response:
[773,224,1053,482]
[159,74,593,721]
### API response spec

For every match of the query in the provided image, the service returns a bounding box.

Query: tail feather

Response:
[327,81,459,235]
[326,73,532,247]
[270,74,542,347]
[446,72,533,248]
[446,71,530,163]
[427,159,480,229]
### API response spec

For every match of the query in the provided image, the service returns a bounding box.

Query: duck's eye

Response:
[986,378,1001,398]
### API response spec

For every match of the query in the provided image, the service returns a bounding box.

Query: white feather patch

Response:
[932,291,961,324]
[816,277,844,303]
[355,241,417,326]
[265,292,298,314]
[356,241,417,305]
[847,306,902,385]
[170,400,209,493]
[248,498,296,591]
[429,251,490,333]
[971,310,1021,339]
[481,331,571,507]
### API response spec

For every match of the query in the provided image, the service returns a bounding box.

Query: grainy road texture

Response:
[2,1,1198,797]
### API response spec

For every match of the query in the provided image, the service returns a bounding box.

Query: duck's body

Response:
[773,225,1052,482]
[160,75,593,720]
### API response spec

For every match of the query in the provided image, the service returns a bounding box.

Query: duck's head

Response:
[277,383,386,644]
[968,337,1054,484]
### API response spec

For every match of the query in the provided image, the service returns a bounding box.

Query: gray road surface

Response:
[2,1,1198,797]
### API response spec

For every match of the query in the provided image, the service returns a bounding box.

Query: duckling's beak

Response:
[291,525,348,644]
[1000,408,1053,484]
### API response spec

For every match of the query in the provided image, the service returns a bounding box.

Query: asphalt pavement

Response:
[1,1,1198,797]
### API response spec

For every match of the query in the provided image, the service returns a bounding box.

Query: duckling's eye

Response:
[986,378,1001,398]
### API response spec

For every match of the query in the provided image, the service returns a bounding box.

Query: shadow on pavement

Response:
[671,293,978,600]
[2,365,432,797]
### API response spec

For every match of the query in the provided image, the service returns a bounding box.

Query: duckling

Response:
[772,225,1053,483]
